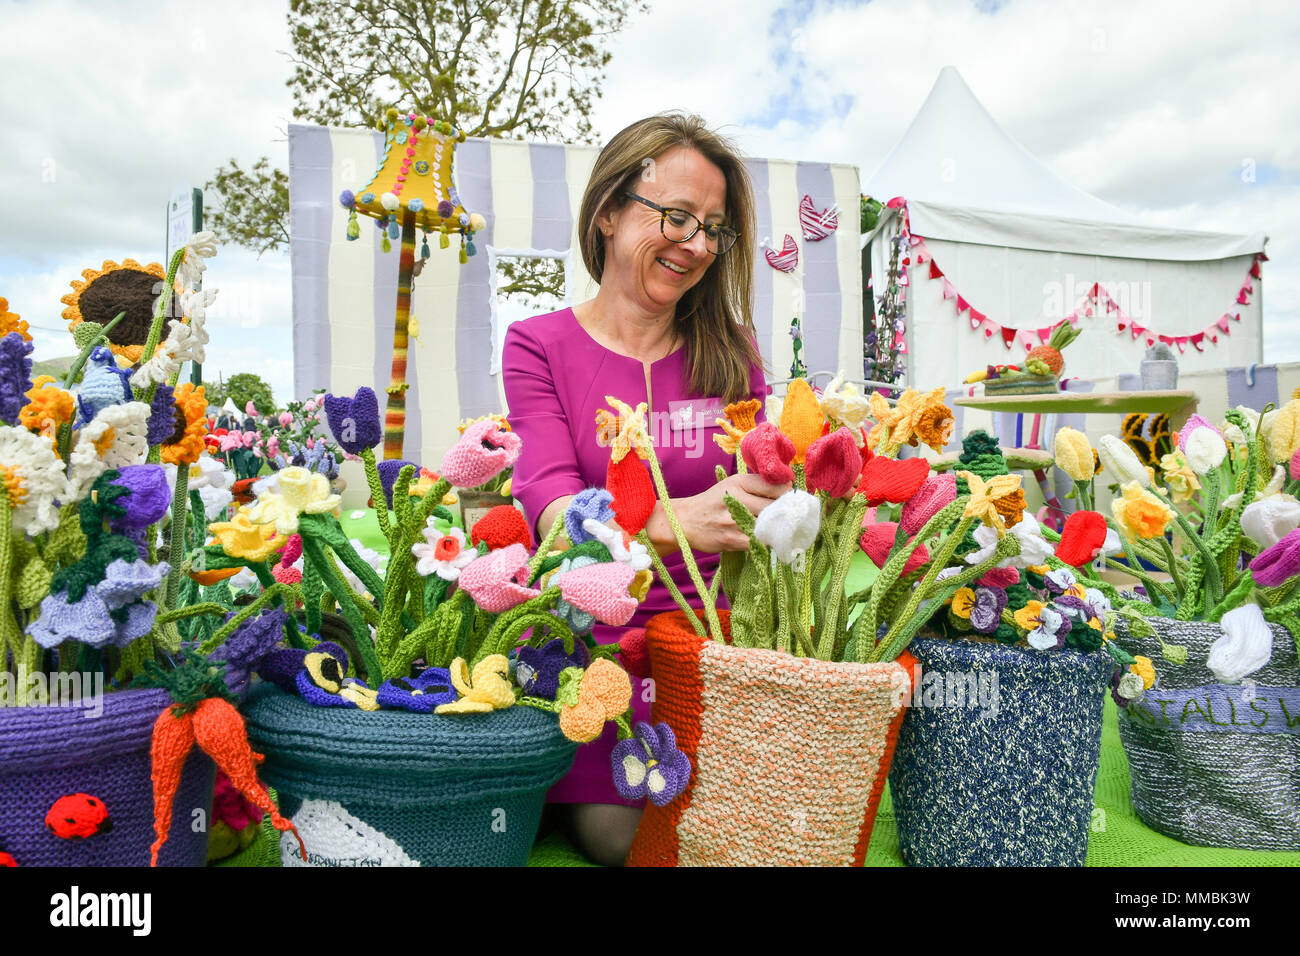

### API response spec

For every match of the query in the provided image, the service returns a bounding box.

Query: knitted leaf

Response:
[14,552,52,610]
[45,502,86,567]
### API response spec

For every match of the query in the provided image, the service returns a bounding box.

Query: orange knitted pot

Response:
[626,609,915,866]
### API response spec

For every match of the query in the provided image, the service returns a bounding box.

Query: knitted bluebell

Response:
[323,387,382,455]
[75,345,133,426]
[564,488,615,545]
[0,332,34,425]
[29,559,169,649]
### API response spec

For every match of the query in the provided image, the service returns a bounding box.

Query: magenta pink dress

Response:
[502,307,768,805]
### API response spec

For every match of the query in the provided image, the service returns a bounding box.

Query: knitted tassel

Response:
[421,234,431,258]
[440,231,449,250]
[381,235,392,253]
[346,208,360,241]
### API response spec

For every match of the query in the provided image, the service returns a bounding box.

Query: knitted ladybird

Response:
[45,793,112,838]
[0,851,16,866]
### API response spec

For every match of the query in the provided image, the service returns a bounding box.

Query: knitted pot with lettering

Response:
[625,610,914,867]
[889,636,1111,866]
[1112,616,1300,851]
[0,688,213,867]
[241,682,576,866]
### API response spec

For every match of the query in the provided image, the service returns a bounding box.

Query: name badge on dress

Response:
[666,397,726,431]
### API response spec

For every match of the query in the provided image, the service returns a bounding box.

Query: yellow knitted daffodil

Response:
[435,655,515,714]
[778,378,824,464]
[596,396,651,463]
[246,466,341,535]
[956,470,1024,535]
[1111,481,1176,539]
[887,387,947,451]
[713,398,763,454]
[208,507,287,562]
[1054,427,1094,482]
[817,375,871,439]
[1159,451,1201,504]
[865,390,903,453]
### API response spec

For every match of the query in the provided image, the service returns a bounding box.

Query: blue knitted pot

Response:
[889,637,1110,866]
[241,682,577,866]
[0,688,214,867]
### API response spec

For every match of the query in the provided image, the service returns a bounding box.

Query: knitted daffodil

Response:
[435,655,515,714]
[887,387,948,452]
[778,378,823,464]
[0,425,67,535]
[817,375,872,438]
[712,398,763,455]
[246,466,340,535]
[956,470,1023,535]
[1159,451,1201,503]
[596,396,651,463]
[865,391,903,453]
[557,658,632,743]
[209,507,288,562]
[1111,482,1175,539]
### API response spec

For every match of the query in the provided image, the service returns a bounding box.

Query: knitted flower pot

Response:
[240,682,576,866]
[889,636,1111,866]
[0,688,214,867]
[625,609,915,866]
[1113,616,1300,851]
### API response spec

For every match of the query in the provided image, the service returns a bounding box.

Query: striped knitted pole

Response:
[384,211,417,459]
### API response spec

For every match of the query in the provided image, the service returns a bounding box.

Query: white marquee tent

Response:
[863,67,1268,392]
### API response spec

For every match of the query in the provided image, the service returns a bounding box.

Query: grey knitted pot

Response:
[1112,616,1300,851]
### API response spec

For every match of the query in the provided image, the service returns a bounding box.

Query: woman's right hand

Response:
[649,472,792,554]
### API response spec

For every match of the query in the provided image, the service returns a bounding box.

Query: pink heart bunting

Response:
[1237,289,1250,305]
[1130,325,1143,340]
[984,326,996,339]
[1159,335,1174,345]
[916,248,930,264]
[969,308,985,327]
[1117,321,1127,332]
[1216,316,1231,332]
[1250,261,1261,279]
[1020,331,1036,352]
[942,280,956,300]
[1146,336,1156,347]
[1190,332,1206,352]
[955,295,970,313]
[929,260,943,279]
[1038,327,1051,344]
[1208,332,1218,343]
[1232,310,1242,321]
[899,271,910,287]
[1001,326,1017,349]
[1175,337,1188,354]
[909,235,922,246]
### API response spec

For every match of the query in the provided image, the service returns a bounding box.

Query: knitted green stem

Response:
[635,529,705,637]
[360,448,392,544]
[198,583,294,655]
[139,246,187,410]
[475,605,572,667]
[156,602,229,625]
[163,462,190,612]
[817,493,869,659]
[297,514,386,606]
[61,310,127,391]
[1157,535,1184,602]
[1074,479,1093,512]
[298,535,382,682]
[1206,570,1256,622]
[529,512,567,577]
[774,558,791,654]
[1157,492,1223,607]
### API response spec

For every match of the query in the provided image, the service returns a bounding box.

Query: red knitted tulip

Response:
[741,422,796,485]
[470,505,533,550]
[1056,510,1108,566]
[977,566,1020,588]
[805,427,862,497]
[859,521,929,575]
[857,455,931,507]
[900,472,957,535]
[618,627,651,679]
[606,453,656,535]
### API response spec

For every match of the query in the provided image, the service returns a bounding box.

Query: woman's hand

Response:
[648,472,791,555]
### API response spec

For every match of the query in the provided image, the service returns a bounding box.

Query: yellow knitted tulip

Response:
[1262,400,1300,464]
[1054,427,1094,482]
[779,378,824,464]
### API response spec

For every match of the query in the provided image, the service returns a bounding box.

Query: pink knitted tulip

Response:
[741,422,796,485]
[1176,414,1220,452]
[557,561,638,626]
[457,543,540,613]
[279,534,303,567]
[859,521,929,575]
[804,427,862,497]
[440,419,523,488]
[977,566,1020,588]
[1249,528,1300,588]
[1291,447,1300,482]
[900,472,957,536]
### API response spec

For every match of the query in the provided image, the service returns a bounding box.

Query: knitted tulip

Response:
[1055,510,1108,567]
[470,505,532,550]
[556,560,639,626]
[741,422,796,485]
[1182,425,1228,474]
[606,453,656,535]
[564,488,616,544]
[322,386,382,455]
[1263,400,1300,464]
[804,427,862,497]
[1098,434,1149,487]
[440,418,522,488]
[1053,427,1094,482]
[1207,604,1274,683]
[1248,527,1300,587]
[108,464,172,530]
[778,378,825,464]
[1291,448,1300,482]
[1175,414,1217,453]
[1241,497,1300,549]
[754,489,821,565]
[375,458,418,508]
[900,471,956,535]
[860,521,929,575]
[857,454,930,507]
[456,543,541,613]
[977,566,1020,588]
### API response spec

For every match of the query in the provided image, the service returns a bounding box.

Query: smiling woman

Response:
[501,112,787,866]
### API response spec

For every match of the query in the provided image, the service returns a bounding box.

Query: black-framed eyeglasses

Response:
[623,192,738,256]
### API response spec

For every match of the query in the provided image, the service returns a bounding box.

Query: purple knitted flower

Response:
[610,721,692,806]
[376,667,458,713]
[29,559,169,649]
[108,464,171,530]
[376,458,418,508]
[147,384,177,447]
[323,387,382,455]
[1249,527,1300,587]
[968,586,1008,635]
[564,489,615,545]
[212,607,289,695]
[0,332,34,425]
[515,638,590,700]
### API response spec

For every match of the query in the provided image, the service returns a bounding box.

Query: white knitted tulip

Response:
[1207,604,1274,684]
[1182,427,1227,474]
[1240,497,1300,548]
[1098,434,1149,487]
[754,489,821,568]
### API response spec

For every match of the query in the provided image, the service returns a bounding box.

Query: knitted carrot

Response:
[148,706,198,867]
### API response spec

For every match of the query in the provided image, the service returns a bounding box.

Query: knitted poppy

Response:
[900,471,956,535]
[804,427,862,497]
[1249,527,1300,587]
[740,422,795,485]
[1055,510,1108,567]
[470,504,532,550]
[323,386,382,456]
[606,453,656,535]
[857,455,930,506]
[859,521,929,575]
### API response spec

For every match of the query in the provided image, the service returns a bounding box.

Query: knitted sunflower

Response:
[61,260,183,364]
[0,297,31,341]
[159,382,209,465]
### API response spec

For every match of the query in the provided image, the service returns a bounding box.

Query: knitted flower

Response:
[0,297,30,340]
[914,402,955,452]
[956,470,1023,535]
[804,427,862,497]
[470,505,532,550]
[0,425,67,535]
[0,332,34,426]
[606,452,656,535]
[19,379,76,446]
[740,422,796,485]
[1262,400,1300,464]
[858,455,930,507]
[516,638,590,700]
[860,522,928,575]
[1175,414,1217,453]
[108,464,171,530]
[886,387,948,452]
[1220,406,1260,445]
[1024,604,1070,650]
[580,519,652,571]
[176,230,218,291]
[595,397,651,463]
[246,466,340,535]
[557,658,632,743]
[68,401,151,499]
[296,643,379,710]
[1013,600,1049,633]
[1182,425,1228,475]
[555,560,639,626]
[977,566,1020,588]
[611,721,692,806]
[322,387,382,456]
[457,543,541,613]
[1111,481,1175,539]
[779,378,825,464]
[865,391,903,453]
[440,417,522,487]
[968,586,1008,634]
[1131,655,1156,690]
[1054,427,1094,482]
[714,398,763,454]
[1055,510,1108,566]
[375,458,417,508]
[209,507,288,562]
[211,606,291,696]
[1206,604,1273,683]
[376,667,458,713]
[155,383,209,466]
[901,472,957,536]
[1248,527,1300,587]
[408,524,472,581]
[1098,434,1149,488]
[436,655,516,714]
[1241,497,1300,549]
[817,375,871,438]
[30,559,169,650]
[565,488,615,544]
[754,489,821,566]
[1159,451,1201,503]
[966,516,1049,569]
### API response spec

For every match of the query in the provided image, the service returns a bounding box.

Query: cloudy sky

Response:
[1,0,1295,403]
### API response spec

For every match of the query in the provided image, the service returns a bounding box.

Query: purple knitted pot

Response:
[0,688,214,867]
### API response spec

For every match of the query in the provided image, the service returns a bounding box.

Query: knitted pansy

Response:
[436,655,515,714]
[741,422,796,485]
[1206,604,1274,683]
[754,489,821,566]
[412,525,476,580]
[557,658,632,743]
[440,418,521,487]
[1024,604,1071,650]
[804,427,862,497]
[0,425,67,535]
[967,586,1007,635]
[0,332,35,426]
[1248,528,1300,588]
[30,559,169,650]
[860,522,928,575]
[470,504,532,550]
[606,452,655,535]
[611,721,692,807]
[555,560,640,627]
[295,643,380,710]
[516,638,590,700]
[900,472,956,536]
[209,507,288,562]
[457,543,541,613]
[858,455,930,507]
[564,488,615,545]
[322,386,382,456]
[376,667,458,713]
[107,464,171,530]
[778,378,824,464]
[246,466,341,535]
[1055,510,1108,567]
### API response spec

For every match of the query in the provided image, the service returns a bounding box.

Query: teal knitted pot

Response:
[889,636,1111,866]
[241,682,576,866]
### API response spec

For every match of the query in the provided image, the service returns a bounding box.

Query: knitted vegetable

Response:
[1024,319,1081,378]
